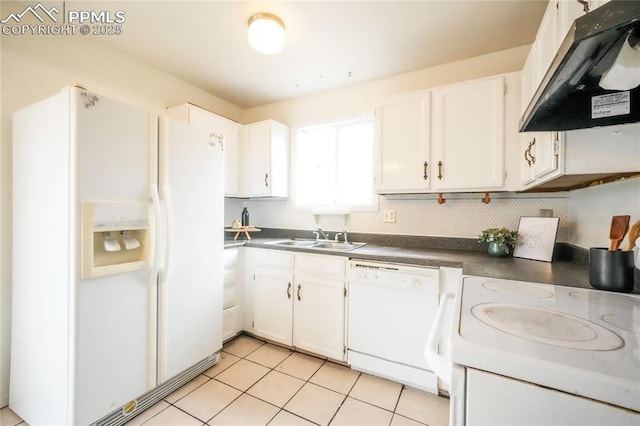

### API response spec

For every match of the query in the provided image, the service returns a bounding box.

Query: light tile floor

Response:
[0,335,449,426]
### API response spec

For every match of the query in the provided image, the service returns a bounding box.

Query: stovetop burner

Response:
[471,303,624,350]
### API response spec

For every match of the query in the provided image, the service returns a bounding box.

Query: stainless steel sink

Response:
[267,239,319,247]
[312,241,367,251]
[266,239,367,251]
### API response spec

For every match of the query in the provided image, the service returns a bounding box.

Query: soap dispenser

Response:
[241,203,249,227]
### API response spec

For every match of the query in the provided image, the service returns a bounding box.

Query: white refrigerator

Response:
[11,87,223,425]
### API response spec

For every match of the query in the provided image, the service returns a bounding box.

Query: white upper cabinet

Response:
[556,1,587,48]
[375,91,431,193]
[376,75,511,194]
[242,120,289,198]
[588,0,610,12]
[519,0,639,192]
[520,45,559,187]
[534,1,559,89]
[165,103,241,197]
[534,1,586,90]
[432,76,506,191]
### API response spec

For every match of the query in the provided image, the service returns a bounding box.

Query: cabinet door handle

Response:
[264,173,269,187]
[437,161,443,180]
[297,284,302,301]
[524,140,533,166]
[423,161,428,180]
[287,282,292,299]
[530,138,536,165]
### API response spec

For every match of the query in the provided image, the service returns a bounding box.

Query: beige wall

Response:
[242,45,530,125]
[567,178,640,248]
[0,31,242,407]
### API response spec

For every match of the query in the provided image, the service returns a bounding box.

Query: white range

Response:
[428,276,640,425]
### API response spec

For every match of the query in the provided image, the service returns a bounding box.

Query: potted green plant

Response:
[478,227,517,257]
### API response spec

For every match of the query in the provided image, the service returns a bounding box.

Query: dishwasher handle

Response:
[424,292,454,386]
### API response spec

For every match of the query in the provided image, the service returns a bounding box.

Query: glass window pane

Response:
[295,118,375,211]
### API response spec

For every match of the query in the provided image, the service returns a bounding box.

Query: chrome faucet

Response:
[313,228,330,240]
[334,230,349,243]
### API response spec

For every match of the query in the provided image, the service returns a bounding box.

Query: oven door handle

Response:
[425,292,455,385]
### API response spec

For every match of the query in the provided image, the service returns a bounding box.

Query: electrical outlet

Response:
[540,209,554,218]
[384,209,396,223]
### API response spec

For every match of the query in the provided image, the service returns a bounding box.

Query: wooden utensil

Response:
[624,220,640,251]
[609,215,630,251]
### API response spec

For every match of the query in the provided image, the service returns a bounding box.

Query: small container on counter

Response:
[589,247,635,293]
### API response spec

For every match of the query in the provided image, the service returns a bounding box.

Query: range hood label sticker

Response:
[592,92,630,119]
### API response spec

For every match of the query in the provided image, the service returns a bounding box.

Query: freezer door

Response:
[158,116,224,383]
[74,88,156,423]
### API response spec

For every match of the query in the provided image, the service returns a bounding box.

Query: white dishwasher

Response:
[347,260,440,394]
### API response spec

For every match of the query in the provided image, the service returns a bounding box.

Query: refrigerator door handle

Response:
[159,184,172,282]
[150,184,162,276]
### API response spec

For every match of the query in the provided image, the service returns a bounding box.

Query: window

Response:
[293,117,377,212]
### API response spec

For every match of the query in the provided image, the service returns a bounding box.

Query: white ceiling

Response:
[89,1,547,108]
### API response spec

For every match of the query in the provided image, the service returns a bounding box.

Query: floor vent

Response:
[93,353,219,426]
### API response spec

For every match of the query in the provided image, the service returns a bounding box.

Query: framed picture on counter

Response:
[513,216,560,262]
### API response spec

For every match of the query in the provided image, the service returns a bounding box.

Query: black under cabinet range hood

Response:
[520,1,640,132]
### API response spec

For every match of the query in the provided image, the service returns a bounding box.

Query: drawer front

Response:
[223,247,239,267]
[295,253,346,279]
[222,306,241,341]
[254,249,294,270]
[223,285,238,309]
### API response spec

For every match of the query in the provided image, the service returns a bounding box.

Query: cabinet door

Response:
[520,134,535,186]
[242,120,289,198]
[535,1,558,88]
[254,268,294,346]
[293,274,345,361]
[521,44,536,116]
[375,92,431,193]
[556,0,586,50]
[531,132,559,179]
[588,0,610,13]
[432,77,505,191]
[243,122,273,197]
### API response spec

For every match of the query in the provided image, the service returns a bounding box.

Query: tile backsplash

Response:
[225,193,569,242]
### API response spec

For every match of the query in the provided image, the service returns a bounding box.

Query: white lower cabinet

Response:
[293,253,346,361]
[248,248,347,361]
[254,268,294,344]
[222,247,242,341]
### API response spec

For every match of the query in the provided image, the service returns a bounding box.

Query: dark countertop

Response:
[227,237,594,290]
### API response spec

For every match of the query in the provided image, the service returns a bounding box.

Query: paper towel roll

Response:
[599,33,640,91]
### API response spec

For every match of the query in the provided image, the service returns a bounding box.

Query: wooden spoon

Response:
[609,215,630,251]
[624,220,640,251]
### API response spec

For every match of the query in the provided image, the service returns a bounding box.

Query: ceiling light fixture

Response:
[248,12,285,54]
